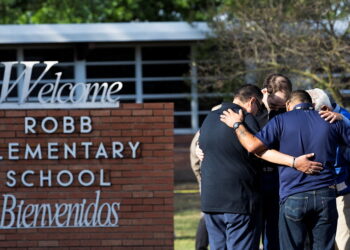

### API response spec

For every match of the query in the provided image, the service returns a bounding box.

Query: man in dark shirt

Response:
[220,90,350,250]
[199,84,263,249]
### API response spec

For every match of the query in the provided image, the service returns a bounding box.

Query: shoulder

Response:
[244,113,260,133]
[339,107,350,119]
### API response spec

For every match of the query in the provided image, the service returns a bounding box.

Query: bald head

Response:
[286,90,312,111]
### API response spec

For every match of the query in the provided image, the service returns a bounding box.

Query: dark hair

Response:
[288,90,312,104]
[234,84,263,103]
[263,73,292,96]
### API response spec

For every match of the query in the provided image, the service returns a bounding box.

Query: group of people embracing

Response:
[191,74,350,250]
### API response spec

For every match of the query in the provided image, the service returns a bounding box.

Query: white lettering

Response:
[0,194,16,228]
[57,170,74,187]
[8,142,19,160]
[6,170,16,187]
[47,142,59,160]
[78,170,95,187]
[25,144,42,160]
[129,141,140,159]
[22,170,34,187]
[40,170,52,187]
[80,116,92,133]
[41,117,58,134]
[95,143,108,159]
[24,117,36,134]
[100,169,111,187]
[112,142,124,158]
[81,142,93,159]
[64,143,76,159]
[63,116,75,133]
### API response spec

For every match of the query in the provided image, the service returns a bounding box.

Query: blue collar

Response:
[293,103,314,110]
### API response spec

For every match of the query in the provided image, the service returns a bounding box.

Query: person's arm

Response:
[190,131,201,183]
[319,110,346,123]
[258,149,320,173]
[220,108,323,174]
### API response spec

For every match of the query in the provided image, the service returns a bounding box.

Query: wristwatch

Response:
[233,122,243,130]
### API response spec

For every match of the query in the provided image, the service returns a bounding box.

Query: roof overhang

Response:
[0,22,210,44]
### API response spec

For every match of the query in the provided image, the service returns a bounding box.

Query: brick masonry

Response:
[0,103,174,249]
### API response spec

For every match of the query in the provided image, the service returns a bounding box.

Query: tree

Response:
[0,0,219,24]
[197,0,350,105]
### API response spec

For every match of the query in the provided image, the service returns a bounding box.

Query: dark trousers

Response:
[204,212,260,250]
[195,215,209,250]
[261,190,280,250]
[279,187,338,250]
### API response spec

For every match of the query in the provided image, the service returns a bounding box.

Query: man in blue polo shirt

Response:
[220,90,350,250]
[306,88,350,250]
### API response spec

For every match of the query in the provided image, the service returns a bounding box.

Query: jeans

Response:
[279,187,338,250]
[204,212,260,250]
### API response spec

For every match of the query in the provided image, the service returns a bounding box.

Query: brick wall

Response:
[0,103,174,249]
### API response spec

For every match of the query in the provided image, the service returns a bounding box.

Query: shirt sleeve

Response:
[338,121,350,146]
[342,115,350,127]
[255,116,281,149]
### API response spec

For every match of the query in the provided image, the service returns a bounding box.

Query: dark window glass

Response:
[143,81,190,94]
[174,115,191,128]
[142,46,190,60]
[0,66,17,80]
[86,48,134,61]
[0,83,18,98]
[87,65,135,78]
[24,48,74,62]
[143,64,189,77]
[0,50,16,61]
[143,98,190,111]
[31,66,74,80]
[198,97,223,111]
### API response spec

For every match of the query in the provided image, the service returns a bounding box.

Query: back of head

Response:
[288,90,312,104]
[305,88,332,111]
[234,84,263,103]
[263,73,292,97]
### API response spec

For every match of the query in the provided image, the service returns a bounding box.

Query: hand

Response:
[319,110,342,123]
[196,144,204,161]
[294,153,323,174]
[220,109,244,128]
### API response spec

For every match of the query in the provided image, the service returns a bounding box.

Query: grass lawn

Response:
[174,183,201,250]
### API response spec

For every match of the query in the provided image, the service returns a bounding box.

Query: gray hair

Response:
[305,88,332,111]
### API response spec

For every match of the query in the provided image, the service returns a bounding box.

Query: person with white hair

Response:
[306,88,350,250]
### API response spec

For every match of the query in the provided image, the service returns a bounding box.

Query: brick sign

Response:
[0,103,174,249]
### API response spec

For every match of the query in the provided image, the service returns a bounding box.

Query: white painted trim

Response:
[190,45,199,131]
[135,46,143,103]
[86,61,135,66]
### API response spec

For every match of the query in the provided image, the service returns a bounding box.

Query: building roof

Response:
[0,22,209,44]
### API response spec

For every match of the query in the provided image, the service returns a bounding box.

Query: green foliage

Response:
[0,0,219,24]
[197,0,350,104]
[174,183,201,250]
